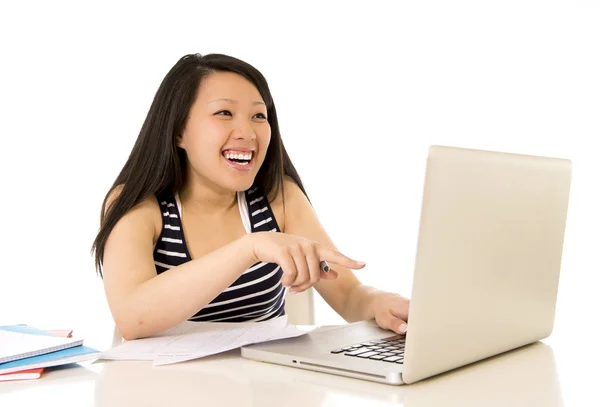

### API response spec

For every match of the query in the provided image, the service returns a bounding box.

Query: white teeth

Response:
[224,151,253,161]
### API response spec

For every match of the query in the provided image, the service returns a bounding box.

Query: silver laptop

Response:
[241,145,572,385]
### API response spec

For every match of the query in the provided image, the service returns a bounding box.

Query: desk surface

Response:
[0,325,597,407]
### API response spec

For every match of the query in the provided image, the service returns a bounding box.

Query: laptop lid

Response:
[401,145,571,384]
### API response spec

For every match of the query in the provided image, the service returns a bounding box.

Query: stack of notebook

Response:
[0,324,101,382]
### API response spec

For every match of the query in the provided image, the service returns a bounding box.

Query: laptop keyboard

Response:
[330,335,405,364]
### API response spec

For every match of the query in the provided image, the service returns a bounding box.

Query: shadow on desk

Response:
[0,363,100,395]
[93,341,563,407]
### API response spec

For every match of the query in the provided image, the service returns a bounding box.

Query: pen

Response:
[320,261,330,273]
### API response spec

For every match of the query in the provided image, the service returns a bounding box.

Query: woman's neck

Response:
[179,178,238,215]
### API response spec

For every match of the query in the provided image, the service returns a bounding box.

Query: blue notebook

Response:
[0,324,56,336]
[0,325,101,375]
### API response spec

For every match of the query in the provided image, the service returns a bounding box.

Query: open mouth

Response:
[222,150,254,169]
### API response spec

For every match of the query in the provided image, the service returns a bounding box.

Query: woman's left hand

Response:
[370,292,410,335]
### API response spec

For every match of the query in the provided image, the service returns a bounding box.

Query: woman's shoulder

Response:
[266,176,308,233]
[105,185,163,240]
[105,185,162,214]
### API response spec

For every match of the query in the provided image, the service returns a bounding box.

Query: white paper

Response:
[100,315,311,366]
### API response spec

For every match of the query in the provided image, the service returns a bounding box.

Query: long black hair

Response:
[91,53,307,276]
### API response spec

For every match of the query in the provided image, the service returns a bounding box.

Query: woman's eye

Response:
[254,113,267,120]
[215,110,232,116]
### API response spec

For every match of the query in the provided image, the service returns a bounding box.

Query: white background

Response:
[0,0,598,404]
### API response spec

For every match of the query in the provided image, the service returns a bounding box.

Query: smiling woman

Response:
[175,71,271,193]
[90,53,409,340]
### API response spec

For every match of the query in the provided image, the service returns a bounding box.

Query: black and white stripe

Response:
[153,188,285,323]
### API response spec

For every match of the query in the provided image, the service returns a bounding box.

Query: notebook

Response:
[0,329,73,382]
[0,367,45,381]
[0,325,83,364]
[0,343,102,375]
[0,326,101,376]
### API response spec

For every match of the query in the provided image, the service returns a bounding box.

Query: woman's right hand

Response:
[244,232,366,293]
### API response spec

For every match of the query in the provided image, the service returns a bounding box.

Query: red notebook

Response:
[0,330,73,382]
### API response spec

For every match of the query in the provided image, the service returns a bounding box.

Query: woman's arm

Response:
[281,178,409,333]
[101,194,257,340]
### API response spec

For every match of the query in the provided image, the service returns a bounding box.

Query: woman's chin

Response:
[222,177,256,193]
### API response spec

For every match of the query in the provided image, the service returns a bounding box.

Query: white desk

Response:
[0,326,596,407]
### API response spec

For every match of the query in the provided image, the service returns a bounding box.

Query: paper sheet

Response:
[100,316,311,366]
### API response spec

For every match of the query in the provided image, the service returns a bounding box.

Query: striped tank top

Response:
[153,187,286,323]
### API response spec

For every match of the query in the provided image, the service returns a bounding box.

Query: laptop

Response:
[241,145,572,385]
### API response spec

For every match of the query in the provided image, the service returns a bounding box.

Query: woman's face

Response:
[178,71,271,193]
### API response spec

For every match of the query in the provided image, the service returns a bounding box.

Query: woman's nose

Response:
[232,120,256,141]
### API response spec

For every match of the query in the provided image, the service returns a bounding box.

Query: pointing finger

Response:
[318,247,366,270]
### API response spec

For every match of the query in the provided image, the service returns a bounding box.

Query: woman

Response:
[92,53,410,340]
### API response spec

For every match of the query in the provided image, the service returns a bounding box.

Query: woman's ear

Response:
[176,133,185,149]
